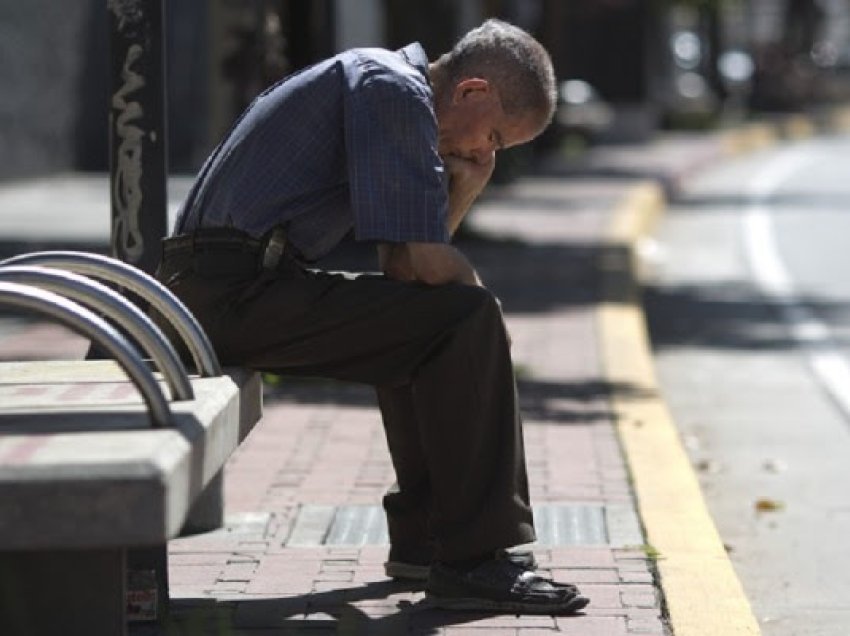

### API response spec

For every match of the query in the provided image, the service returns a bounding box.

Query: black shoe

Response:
[385,548,537,581]
[384,544,433,581]
[426,558,589,614]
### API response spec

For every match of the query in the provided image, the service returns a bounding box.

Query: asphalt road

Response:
[645,133,850,636]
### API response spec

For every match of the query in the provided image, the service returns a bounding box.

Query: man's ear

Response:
[452,78,491,104]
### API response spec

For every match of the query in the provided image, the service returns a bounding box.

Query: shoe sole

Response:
[426,593,590,615]
[385,551,538,582]
[385,561,429,581]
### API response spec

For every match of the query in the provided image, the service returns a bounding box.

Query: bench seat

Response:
[0,359,262,634]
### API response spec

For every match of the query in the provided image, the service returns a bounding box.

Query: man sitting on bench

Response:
[156,19,588,614]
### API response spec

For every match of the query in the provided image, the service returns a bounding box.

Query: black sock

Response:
[442,553,492,570]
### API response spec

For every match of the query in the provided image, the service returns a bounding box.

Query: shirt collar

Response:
[399,42,430,85]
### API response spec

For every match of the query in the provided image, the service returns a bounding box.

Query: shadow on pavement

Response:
[263,374,654,427]
[518,378,655,425]
[155,579,586,635]
[645,281,850,351]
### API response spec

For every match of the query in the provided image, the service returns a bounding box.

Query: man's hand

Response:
[443,152,496,235]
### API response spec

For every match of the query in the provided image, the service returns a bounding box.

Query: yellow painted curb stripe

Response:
[829,106,850,133]
[719,122,778,155]
[782,114,816,140]
[599,183,761,635]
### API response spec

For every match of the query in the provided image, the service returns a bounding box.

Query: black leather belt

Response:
[161,226,298,277]
[164,229,263,254]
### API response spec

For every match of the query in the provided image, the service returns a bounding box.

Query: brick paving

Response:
[0,135,734,634]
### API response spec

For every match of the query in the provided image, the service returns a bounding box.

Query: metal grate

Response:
[283,503,643,547]
[532,504,606,545]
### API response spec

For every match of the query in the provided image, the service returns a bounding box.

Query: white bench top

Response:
[0,360,261,549]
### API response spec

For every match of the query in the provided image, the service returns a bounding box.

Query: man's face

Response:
[436,78,540,165]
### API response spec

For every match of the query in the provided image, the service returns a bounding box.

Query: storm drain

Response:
[284,503,643,547]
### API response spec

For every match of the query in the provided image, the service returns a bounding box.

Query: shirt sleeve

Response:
[343,66,450,244]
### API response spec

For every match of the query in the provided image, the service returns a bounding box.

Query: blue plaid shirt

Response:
[174,43,449,261]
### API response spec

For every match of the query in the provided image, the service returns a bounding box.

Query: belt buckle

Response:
[262,227,286,269]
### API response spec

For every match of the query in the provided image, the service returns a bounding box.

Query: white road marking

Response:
[743,148,850,420]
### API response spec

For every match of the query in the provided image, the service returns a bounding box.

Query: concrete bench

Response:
[0,361,262,634]
[0,252,263,635]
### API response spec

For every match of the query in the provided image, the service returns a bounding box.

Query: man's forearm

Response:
[381,242,482,287]
[447,187,480,236]
[443,153,495,236]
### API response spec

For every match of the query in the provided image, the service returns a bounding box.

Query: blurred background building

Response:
[2,0,850,182]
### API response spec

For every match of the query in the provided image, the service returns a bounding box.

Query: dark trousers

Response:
[156,246,535,562]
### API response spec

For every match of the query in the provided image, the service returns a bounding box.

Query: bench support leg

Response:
[182,468,225,534]
[127,544,169,624]
[0,548,126,636]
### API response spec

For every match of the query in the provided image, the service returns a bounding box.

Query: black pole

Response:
[108,0,168,275]
[107,2,170,625]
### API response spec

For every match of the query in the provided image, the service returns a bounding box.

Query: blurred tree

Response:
[282,0,334,70]
[384,0,459,58]
[783,0,824,56]
[749,0,826,110]
[220,2,289,117]
[209,0,334,148]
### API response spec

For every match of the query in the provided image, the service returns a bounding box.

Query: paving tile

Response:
[410,610,557,632]
[548,547,619,568]
[627,617,669,633]
[168,565,224,587]
[220,562,259,581]
[619,570,656,585]
[169,553,231,566]
[544,567,621,584]
[554,616,629,634]
[444,628,519,635]
[621,591,659,609]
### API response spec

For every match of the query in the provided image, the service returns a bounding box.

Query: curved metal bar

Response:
[0,266,193,402]
[0,251,222,377]
[0,282,172,427]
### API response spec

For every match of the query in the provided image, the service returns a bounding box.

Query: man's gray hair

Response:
[436,19,557,128]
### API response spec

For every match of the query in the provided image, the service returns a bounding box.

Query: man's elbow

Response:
[407,243,477,286]
[411,261,457,285]
[383,261,417,282]
[383,259,444,285]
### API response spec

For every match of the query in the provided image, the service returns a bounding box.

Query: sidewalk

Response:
[0,131,759,635]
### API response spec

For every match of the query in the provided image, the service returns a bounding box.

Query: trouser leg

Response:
[403,287,534,561]
[376,385,432,555]
[156,261,535,560]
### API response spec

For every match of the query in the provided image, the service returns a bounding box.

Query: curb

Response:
[598,180,761,635]
[593,111,845,634]
[599,109,850,634]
